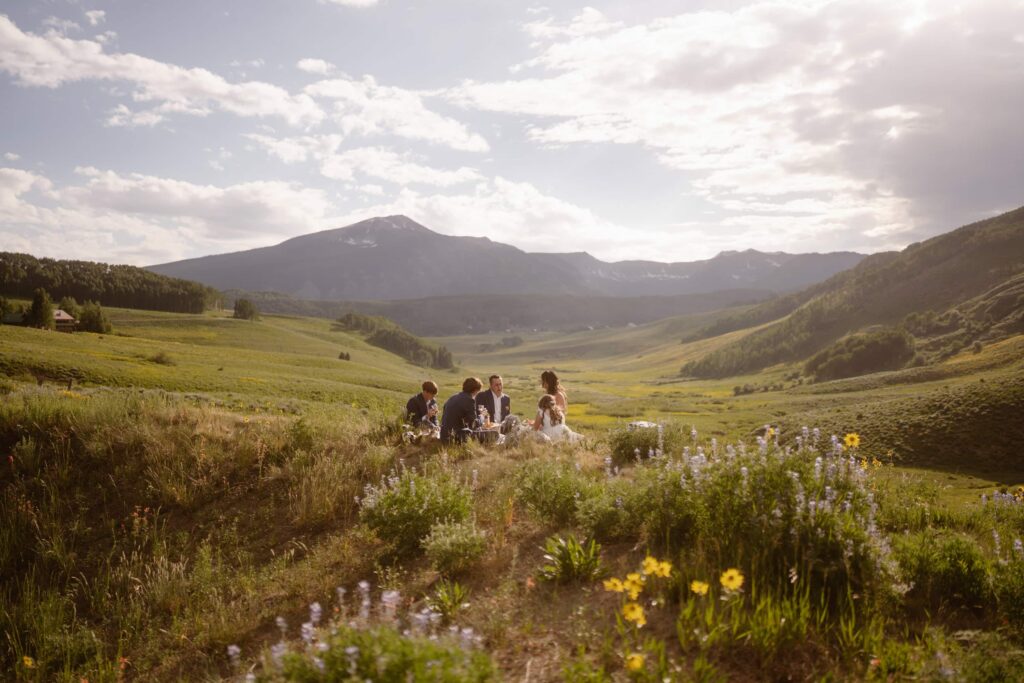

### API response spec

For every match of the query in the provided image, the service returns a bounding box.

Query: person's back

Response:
[440,377,483,443]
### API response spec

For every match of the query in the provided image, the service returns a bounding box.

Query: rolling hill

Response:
[224,288,773,335]
[148,215,864,300]
[682,205,1024,378]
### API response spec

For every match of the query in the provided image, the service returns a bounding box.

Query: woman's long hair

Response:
[541,370,564,397]
[538,394,564,425]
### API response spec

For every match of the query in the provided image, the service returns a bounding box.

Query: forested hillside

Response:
[683,206,1024,378]
[335,312,454,369]
[0,252,219,313]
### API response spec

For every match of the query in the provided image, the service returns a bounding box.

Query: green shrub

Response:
[995,557,1024,632]
[427,579,471,624]
[620,440,883,606]
[893,531,990,611]
[148,351,176,366]
[423,520,488,575]
[514,458,596,526]
[608,422,688,467]
[574,477,646,542]
[538,534,602,584]
[277,623,496,681]
[359,469,472,556]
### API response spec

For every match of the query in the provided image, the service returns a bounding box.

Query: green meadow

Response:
[3,306,1024,681]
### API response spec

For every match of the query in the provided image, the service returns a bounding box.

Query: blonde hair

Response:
[538,394,564,425]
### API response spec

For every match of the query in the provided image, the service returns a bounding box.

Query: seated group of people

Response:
[405,370,581,444]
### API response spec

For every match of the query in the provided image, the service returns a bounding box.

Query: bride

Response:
[532,394,581,444]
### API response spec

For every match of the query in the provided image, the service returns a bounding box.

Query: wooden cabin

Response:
[53,309,77,332]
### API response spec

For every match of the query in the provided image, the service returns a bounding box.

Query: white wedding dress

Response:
[537,410,581,444]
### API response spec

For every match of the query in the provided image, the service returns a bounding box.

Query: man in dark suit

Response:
[476,375,510,426]
[406,380,439,428]
[440,377,483,443]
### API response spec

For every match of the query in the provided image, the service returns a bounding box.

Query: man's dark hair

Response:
[422,380,439,394]
[489,375,501,384]
[462,377,483,393]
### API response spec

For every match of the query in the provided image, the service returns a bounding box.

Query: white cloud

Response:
[246,134,481,187]
[2,152,19,161]
[307,75,489,151]
[84,10,106,27]
[336,176,654,257]
[320,0,380,7]
[105,104,165,127]
[297,58,336,75]
[319,147,482,186]
[245,133,344,164]
[0,166,336,264]
[0,16,323,127]
[450,0,1024,247]
[41,17,81,35]
[229,58,266,68]
[524,7,623,42]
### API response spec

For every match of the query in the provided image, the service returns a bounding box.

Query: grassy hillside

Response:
[4,305,1024,681]
[682,206,1024,378]
[0,308,443,411]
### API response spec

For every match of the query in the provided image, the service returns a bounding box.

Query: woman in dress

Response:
[533,394,581,443]
[541,370,568,413]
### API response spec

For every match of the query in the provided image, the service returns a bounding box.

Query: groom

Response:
[476,374,510,426]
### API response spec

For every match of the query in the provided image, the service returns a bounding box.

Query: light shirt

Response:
[491,390,503,423]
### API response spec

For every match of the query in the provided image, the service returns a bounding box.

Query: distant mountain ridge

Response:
[683,205,1024,378]
[148,216,864,300]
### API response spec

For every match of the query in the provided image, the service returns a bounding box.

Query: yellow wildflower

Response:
[641,556,659,575]
[622,602,646,627]
[623,572,645,600]
[603,577,624,593]
[844,432,860,449]
[625,653,645,672]
[766,426,775,438]
[23,656,35,669]
[720,568,745,592]
[690,580,710,596]
[654,560,673,578]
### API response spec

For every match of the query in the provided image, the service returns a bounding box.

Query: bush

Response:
[608,422,688,467]
[233,298,259,320]
[423,520,488,575]
[575,477,646,542]
[77,301,111,333]
[514,458,596,526]
[148,351,176,366]
[278,623,496,681]
[359,470,472,556]
[894,531,991,611]
[994,556,1024,633]
[538,534,603,584]
[612,438,885,606]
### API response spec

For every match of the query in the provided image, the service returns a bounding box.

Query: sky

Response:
[0,0,1022,266]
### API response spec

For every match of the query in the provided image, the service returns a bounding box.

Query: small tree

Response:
[0,296,10,325]
[25,288,55,330]
[58,296,80,319]
[78,301,112,334]
[233,298,258,320]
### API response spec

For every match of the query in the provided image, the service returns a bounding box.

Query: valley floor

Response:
[2,310,1024,681]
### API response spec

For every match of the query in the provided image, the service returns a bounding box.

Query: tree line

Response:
[1,288,111,333]
[0,252,219,313]
[335,312,454,369]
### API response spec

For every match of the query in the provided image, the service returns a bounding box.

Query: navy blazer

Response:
[475,391,511,424]
[406,393,438,427]
[440,391,479,443]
